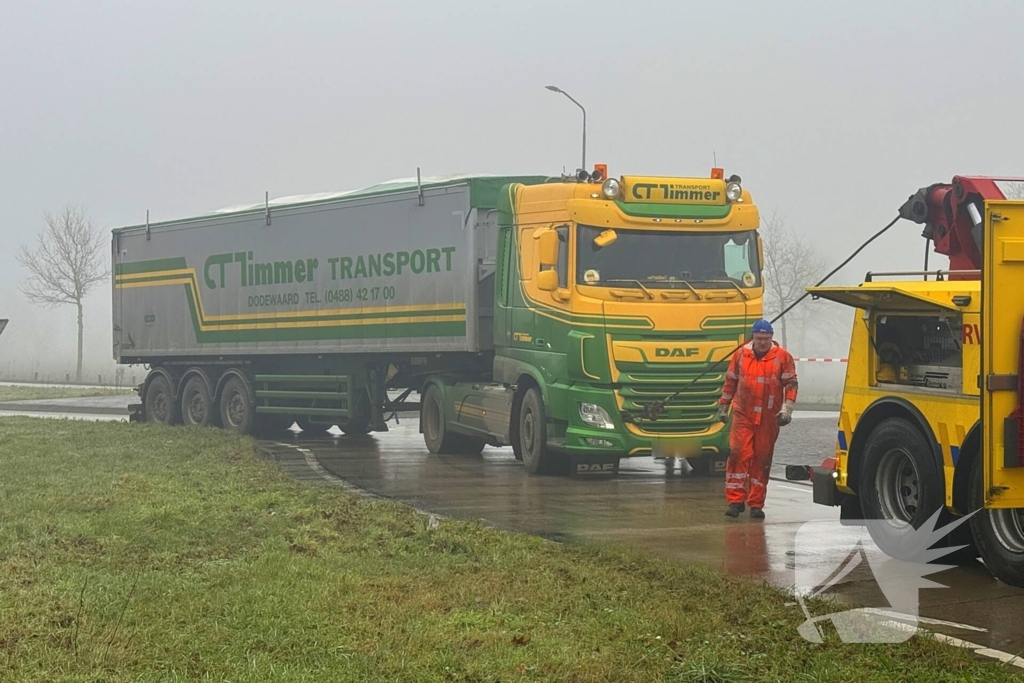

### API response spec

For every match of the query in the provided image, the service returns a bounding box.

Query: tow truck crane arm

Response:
[898,176,1024,276]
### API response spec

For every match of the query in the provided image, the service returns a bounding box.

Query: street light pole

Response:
[545,85,586,172]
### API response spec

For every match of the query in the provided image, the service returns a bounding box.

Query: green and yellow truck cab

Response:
[428,168,763,474]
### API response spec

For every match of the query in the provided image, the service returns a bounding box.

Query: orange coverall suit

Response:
[719,342,798,508]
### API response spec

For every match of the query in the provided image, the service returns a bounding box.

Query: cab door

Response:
[982,200,1024,507]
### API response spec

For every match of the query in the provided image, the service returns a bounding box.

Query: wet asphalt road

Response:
[258,415,1024,659]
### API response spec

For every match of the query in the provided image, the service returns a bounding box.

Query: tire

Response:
[518,387,560,475]
[180,376,213,428]
[422,384,462,455]
[144,375,179,425]
[345,388,373,436]
[969,455,1024,586]
[219,376,255,435]
[858,418,946,557]
[340,420,370,437]
[453,436,487,455]
[510,414,524,461]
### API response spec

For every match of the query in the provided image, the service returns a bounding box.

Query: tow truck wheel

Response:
[519,387,560,474]
[859,418,945,553]
[144,375,179,425]
[180,376,212,428]
[969,454,1024,587]
[422,384,461,455]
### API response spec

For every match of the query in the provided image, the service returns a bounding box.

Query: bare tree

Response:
[1005,182,1024,200]
[760,211,827,349]
[18,204,109,382]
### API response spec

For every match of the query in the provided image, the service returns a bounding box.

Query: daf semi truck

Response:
[114,168,763,474]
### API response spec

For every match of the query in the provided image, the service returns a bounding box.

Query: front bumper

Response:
[558,385,729,458]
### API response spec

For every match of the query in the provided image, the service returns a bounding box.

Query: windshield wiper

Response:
[653,278,703,301]
[606,279,655,300]
[699,279,750,300]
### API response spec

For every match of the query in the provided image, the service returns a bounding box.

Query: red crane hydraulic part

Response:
[898,176,1024,278]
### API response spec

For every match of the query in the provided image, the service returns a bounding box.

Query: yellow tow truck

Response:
[807,176,1024,586]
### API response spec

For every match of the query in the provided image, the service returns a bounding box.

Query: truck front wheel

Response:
[144,375,179,425]
[219,376,255,435]
[519,387,560,474]
[422,384,462,455]
[969,455,1024,587]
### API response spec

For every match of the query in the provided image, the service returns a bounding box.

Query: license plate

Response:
[652,437,701,459]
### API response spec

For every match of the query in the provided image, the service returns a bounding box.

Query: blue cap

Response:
[752,319,774,335]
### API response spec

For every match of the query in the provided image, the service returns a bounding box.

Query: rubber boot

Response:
[750,507,765,520]
[725,502,745,518]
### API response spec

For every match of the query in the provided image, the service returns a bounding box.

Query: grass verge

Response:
[0,386,130,402]
[0,417,1017,682]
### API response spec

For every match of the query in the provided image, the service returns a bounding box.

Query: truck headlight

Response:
[579,402,615,429]
[601,178,621,200]
[726,181,742,201]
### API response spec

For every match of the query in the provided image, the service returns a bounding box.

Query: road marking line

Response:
[860,608,987,633]
[778,485,813,494]
[932,632,1024,668]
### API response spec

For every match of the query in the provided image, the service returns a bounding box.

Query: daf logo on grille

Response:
[655,347,699,358]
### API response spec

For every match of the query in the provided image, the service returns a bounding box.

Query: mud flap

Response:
[570,455,620,477]
[811,466,839,506]
[703,453,728,476]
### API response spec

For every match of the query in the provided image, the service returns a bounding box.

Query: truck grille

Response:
[617,370,724,434]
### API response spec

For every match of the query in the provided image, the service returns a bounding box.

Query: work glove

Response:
[777,401,794,426]
[717,404,730,423]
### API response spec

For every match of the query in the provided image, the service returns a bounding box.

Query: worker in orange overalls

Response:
[718,319,798,520]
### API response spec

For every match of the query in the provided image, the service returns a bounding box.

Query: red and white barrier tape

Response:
[792,357,848,363]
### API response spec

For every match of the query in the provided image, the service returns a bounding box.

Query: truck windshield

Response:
[576,226,761,289]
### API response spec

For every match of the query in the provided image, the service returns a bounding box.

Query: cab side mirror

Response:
[537,269,559,292]
[535,227,559,268]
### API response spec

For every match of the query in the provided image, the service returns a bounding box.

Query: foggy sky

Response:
[2,0,1022,378]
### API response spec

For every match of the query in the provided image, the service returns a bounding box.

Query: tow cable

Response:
[634,215,902,423]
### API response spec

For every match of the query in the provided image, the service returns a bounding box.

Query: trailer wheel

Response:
[969,455,1024,586]
[340,420,370,437]
[422,384,462,455]
[519,387,560,474]
[859,418,946,556]
[180,376,213,428]
[219,376,255,435]
[144,375,179,425]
